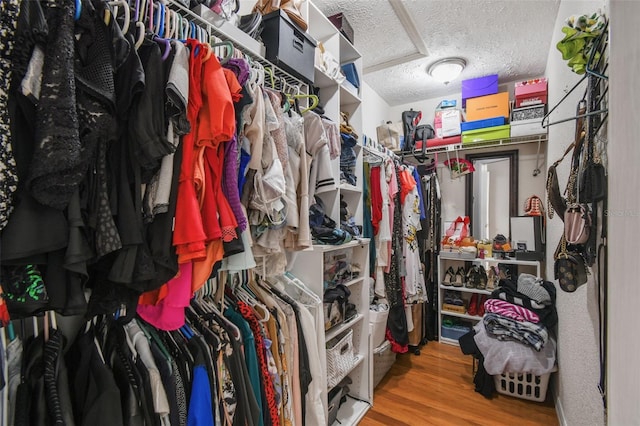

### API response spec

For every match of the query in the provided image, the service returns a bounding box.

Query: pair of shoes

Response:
[452,267,465,287]
[467,294,489,317]
[465,265,487,289]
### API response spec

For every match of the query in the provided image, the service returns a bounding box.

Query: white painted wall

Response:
[608,1,640,424]
[361,81,392,139]
[544,1,606,425]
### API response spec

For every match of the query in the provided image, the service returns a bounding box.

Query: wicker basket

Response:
[326,329,356,389]
[373,340,396,388]
[493,367,556,402]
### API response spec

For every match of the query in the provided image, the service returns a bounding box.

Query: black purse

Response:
[554,236,588,292]
[579,134,607,202]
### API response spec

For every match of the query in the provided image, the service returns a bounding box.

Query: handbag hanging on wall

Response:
[564,203,592,244]
[554,235,588,292]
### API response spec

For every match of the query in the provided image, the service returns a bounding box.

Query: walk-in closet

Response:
[0,0,637,425]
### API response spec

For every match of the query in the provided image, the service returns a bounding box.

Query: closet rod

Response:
[165,0,308,90]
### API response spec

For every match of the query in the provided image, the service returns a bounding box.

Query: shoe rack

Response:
[437,252,541,346]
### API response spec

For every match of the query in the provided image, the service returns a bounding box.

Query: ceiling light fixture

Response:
[427,57,467,84]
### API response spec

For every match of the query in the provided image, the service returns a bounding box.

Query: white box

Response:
[510,118,545,137]
[435,109,462,138]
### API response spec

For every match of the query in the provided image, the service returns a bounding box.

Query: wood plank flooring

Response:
[360,342,558,426]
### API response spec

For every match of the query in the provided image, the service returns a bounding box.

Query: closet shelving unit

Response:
[437,252,541,346]
[304,2,364,231]
[290,238,372,426]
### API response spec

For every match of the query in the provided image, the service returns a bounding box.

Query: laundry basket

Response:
[493,367,557,402]
[326,329,356,389]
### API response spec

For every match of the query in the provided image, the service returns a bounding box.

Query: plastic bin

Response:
[493,367,556,402]
[369,307,389,348]
[373,340,396,388]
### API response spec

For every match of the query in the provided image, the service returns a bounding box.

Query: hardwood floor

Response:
[360,342,558,426]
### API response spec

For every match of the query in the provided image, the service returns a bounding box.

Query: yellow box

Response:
[466,92,510,121]
[477,242,493,258]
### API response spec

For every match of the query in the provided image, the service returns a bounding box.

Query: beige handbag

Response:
[376,121,403,150]
[253,0,308,31]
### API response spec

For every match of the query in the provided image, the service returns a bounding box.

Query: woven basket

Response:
[326,329,356,389]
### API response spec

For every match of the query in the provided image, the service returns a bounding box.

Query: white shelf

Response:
[339,33,361,63]
[437,253,540,346]
[441,311,483,322]
[307,2,339,42]
[344,276,365,287]
[314,66,338,89]
[439,336,461,346]
[312,238,370,252]
[326,313,364,342]
[439,284,492,295]
[339,182,361,193]
[331,397,370,426]
[340,83,361,104]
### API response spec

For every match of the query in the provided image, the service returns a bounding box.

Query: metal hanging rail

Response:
[165,0,309,90]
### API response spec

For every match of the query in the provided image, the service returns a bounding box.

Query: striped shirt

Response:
[484,298,540,323]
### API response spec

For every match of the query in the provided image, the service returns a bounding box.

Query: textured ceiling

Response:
[312,0,561,106]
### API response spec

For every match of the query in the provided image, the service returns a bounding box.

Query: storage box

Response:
[328,13,354,45]
[373,340,396,388]
[460,116,506,132]
[461,74,499,107]
[511,104,546,122]
[341,62,360,89]
[465,92,510,121]
[441,323,471,341]
[434,109,462,138]
[462,124,511,144]
[261,10,317,84]
[510,118,545,137]
[515,78,548,108]
[370,307,389,348]
[494,368,556,402]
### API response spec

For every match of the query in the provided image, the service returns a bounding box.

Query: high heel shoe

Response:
[452,267,465,287]
[475,265,488,290]
[442,266,455,286]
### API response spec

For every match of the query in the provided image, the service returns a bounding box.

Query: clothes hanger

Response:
[75,0,82,20]
[265,66,276,89]
[210,40,234,65]
[294,93,319,113]
[104,1,131,34]
[153,35,172,61]
[135,21,145,50]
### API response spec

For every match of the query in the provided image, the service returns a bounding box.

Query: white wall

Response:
[544,1,606,425]
[361,81,392,139]
[608,1,640,424]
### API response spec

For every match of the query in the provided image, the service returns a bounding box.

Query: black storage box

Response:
[261,10,317,84]
[328,12,354,45]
